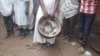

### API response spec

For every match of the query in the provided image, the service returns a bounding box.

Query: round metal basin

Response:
[91,40,100,53]
[38,16,61,38]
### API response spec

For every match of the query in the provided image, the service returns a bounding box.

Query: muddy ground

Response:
[0,17,100,56]
[0,7,100,56]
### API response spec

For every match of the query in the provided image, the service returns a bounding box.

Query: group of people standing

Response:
[0,0,99,50]
[0,0,39,38]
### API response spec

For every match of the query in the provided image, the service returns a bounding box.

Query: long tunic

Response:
[0,0,13,16]
[14,0,28,26]
[33,0,56,44]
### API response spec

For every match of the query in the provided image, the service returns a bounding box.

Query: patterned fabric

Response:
[61,0,79,18]
[80,0,99,14]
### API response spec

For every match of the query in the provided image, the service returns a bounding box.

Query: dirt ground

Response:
[0,16,100,56]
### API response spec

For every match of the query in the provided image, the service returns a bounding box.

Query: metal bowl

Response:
[38,16,61,38]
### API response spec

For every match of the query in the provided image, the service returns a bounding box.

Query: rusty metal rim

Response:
[38,16,61,38]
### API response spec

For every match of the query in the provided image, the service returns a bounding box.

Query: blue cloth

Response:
[78,12,95,37]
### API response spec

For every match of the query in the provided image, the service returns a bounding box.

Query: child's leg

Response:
[78,12,86,47]
[82,14,95,47]
[18,25,27,37]
[8,15,14,34]
[62,18,70,37]
[3,15,14,38]
[67,15,77,38]
[78,12,85,37]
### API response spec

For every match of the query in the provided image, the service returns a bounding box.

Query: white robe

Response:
[14,0,28,26]
[33,0,56,44]
[0,0,13,16]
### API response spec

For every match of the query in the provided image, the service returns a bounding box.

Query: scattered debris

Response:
[26,45,31,49]
[63,39,69,44]
[82,51,92,56]
[69,42,77,46]
[78,46,85,53]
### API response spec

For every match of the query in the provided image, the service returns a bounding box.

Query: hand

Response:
[49,13,55,20]
[44,12,49,18]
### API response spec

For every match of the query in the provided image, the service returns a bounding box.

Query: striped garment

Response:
[61,0,79,18]
[80,0,99,14]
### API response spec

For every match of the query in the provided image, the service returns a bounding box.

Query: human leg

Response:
[77,12,86,46]
[3,15,14,38]
[81,14,95,46]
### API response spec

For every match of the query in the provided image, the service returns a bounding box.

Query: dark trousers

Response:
[62,15,77,38]
[78,12,95,37]
[3,15,14,34]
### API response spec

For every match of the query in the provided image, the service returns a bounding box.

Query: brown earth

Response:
[0,7,100,56]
